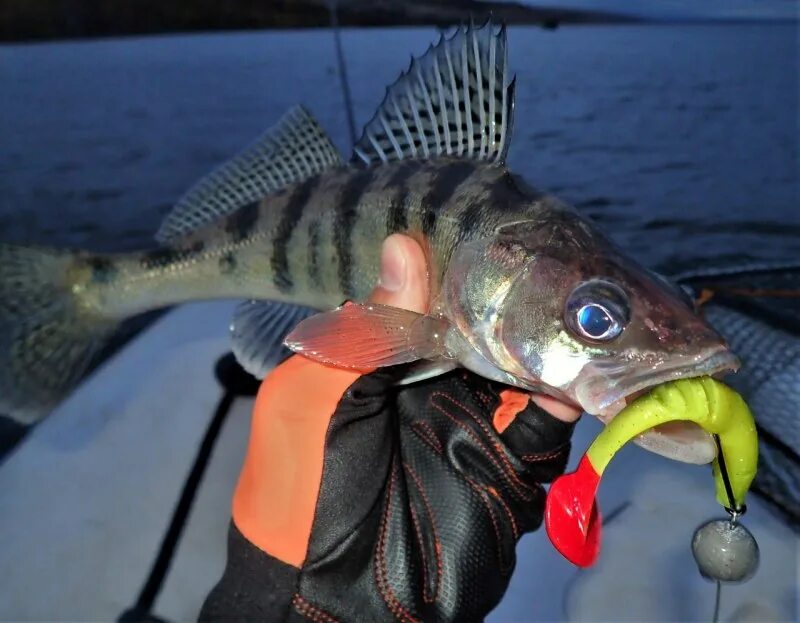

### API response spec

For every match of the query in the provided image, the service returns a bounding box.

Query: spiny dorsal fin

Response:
[352,20,514,167]
[156,106,343,243]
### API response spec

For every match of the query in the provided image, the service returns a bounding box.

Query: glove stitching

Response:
[430,392,537,501]
[410,421,443,456]
[484,485,520,540]
[303,379,392,568]
[406,502,432,605]
[403,462,443,604]
[520,444,570,464]
[462,475,512,573]
[375,458,422,623]
[292,594,341,623]
[474,389,493,408]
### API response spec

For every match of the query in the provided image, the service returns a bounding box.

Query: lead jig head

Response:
[691,515,760,584]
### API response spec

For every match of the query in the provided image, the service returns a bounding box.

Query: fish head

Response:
[444,209,740,463]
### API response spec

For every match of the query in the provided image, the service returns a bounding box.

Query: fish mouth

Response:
[585,348,741,464]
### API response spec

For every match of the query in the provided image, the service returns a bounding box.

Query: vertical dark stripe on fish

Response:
[140,240,205,271]
[307,218,322,290]
[487,169,542,211]
[140,247,179,270]
[87,256,119,284]
[271,177,318,293]
[225,200,260,242]
[384,162,418,234]
[334,169,375,297]
[457,197,485,243]
[420,160,475,238]
[219,252,237,275]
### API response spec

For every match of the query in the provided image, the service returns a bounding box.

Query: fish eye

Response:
[565,279,630,343]
[576,303,620,340]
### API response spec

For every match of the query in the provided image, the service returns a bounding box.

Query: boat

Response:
[0,300,796,622]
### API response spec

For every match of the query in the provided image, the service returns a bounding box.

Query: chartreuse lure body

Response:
[545,376,758,567]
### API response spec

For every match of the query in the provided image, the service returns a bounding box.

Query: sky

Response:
[511,0,799,20]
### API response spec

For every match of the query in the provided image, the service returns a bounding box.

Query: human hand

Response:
[201,235,580,622]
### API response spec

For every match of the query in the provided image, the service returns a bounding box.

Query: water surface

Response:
[1,24,797,273]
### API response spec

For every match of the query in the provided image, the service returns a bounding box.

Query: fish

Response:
[673,261,800,527]
[0,21,738,466]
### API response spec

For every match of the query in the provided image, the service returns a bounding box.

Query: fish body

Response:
[0,20,739,469]
[73,159,539,319]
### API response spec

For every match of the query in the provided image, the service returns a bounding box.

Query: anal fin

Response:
[231,300,317,379]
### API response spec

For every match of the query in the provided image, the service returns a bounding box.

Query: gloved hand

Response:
[200,236,580,622]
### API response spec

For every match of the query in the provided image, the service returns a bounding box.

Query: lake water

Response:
[0,24,798,276]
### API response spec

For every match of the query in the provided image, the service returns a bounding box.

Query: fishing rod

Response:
[327,0,357,148]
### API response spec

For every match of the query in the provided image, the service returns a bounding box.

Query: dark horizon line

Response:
[1,16,796,47]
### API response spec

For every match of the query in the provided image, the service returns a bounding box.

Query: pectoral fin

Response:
[284,303,452,369]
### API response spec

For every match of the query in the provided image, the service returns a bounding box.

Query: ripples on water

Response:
[0,24,798,274]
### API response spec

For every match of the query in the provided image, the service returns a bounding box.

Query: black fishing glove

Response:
[200,357,575,622]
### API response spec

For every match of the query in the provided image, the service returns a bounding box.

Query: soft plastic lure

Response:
[545,376,758,567]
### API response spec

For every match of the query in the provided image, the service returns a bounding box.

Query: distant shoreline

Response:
[1,0,643,44]
[2,20,795,48]
[2,5,795,45]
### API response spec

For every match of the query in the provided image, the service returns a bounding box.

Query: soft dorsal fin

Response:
[352,20,514,167]
[156,106,343,243]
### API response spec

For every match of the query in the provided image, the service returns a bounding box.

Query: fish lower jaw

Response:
[594,348,740,418]
[591,350,740,465]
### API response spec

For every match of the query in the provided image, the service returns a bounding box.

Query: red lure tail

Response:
[545,454,603,567]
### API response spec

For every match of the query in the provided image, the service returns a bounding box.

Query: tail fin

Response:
[0,244,116,424]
